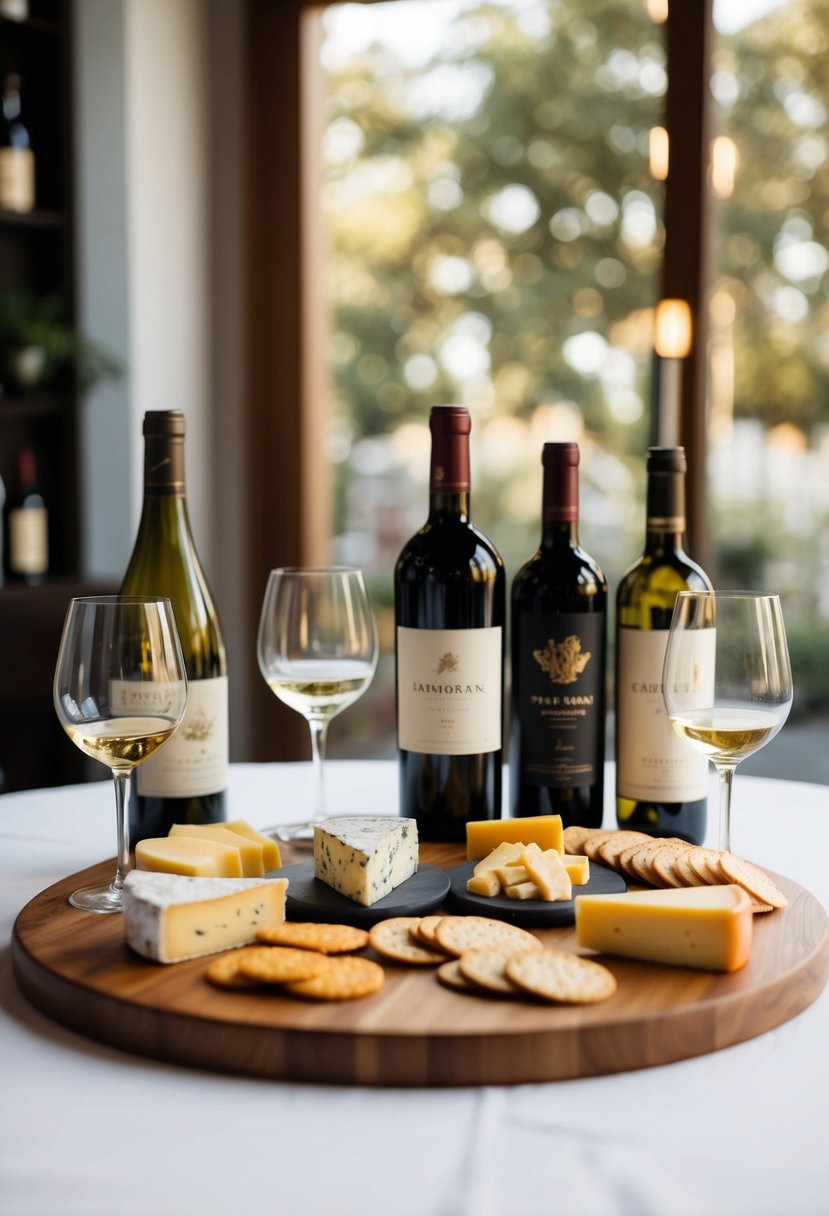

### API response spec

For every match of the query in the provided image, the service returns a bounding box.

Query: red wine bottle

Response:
[394,406,505,841]
[510,442,607,827]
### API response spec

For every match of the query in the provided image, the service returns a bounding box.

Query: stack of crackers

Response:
[563,827,788,914]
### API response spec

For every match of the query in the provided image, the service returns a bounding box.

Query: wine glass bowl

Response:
[257,567,379,840]
[53,596,188,912]
[662,591,793,853]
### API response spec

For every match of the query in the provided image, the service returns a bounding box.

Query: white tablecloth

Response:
[2,761,828,1216]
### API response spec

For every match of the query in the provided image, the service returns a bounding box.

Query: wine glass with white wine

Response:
[257,567,379,842]
[662,591,793,854]
[54,595,188,912]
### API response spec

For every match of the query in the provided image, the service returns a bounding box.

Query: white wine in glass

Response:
[257,567,379,841]
[662,591,793,853]
[53,596,188,912]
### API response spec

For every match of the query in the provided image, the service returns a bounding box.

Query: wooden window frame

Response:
[244,0,714,760]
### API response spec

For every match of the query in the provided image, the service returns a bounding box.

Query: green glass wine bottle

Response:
[120,411,228,842]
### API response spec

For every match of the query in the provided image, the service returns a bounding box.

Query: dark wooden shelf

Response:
[0,207,66,229]
[0,393,70,418]
[0,14,59,36]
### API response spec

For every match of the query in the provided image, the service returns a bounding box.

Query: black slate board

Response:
[273,861,451,927]
[444,859,627,927]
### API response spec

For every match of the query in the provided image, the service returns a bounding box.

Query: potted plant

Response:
[0,290,123,395]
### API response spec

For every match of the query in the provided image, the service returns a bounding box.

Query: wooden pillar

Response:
[661,0,713,566]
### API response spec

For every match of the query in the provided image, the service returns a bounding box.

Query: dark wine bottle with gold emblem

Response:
[509,442,607,827]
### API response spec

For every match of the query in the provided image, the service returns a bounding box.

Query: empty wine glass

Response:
[662,591,793,853]
[257,567,378,842]
[54,595,188,912]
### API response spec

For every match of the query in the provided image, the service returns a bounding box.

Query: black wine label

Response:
[515,612,604,788]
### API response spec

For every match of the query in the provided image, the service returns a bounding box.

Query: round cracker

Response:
[719,853,788,909]
[687,847,728,885]
[459,946,531,995]
[256,921,369,954]
[434,915,540,958]
[650,849,690,888]
[505,948,617,1005]
[283,955,385,1001]
[674,849,708,887]
[582,831,616,861]
[205,947,268,990]
[369,917,447,965]
[562,825,604,856]
[238,946,330,984]
[411,915,449,952]
[596,830,653,871]
[624,838,692,885]
[436,959,480,995]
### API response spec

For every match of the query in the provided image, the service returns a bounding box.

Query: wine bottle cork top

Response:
[143,411,186,438]
[542,442,579,468]
[429,405,471,435]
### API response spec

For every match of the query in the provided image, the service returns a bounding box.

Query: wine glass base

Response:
[69,884,124,914]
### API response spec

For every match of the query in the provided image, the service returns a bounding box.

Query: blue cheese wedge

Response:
[123,871,288,963]
[313,816,418,907]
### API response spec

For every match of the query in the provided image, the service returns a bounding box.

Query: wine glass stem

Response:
[111,768,132,894]
[308,717,330,819]
[716,763,737,853]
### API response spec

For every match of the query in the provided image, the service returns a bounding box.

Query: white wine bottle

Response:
[615,447,712,843]
[120,411,228,841]
[394,405,505,841]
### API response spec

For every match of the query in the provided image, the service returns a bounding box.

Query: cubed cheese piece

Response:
[123,871,288,963]
[225,820,282,871]
[524,850,572,901]
[563,854,590,885]
[169,823,264,876]
[495,865,531,888]
[506,881,541,900]
[467,872,500,897]
[466,815,563,860]
[313,816,418,907]
[575,885,753,973]
[135,836,243,877]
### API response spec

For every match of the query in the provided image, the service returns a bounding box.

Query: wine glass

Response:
[662,591,793,854]
[53,595,188,912]
[257,567,378,842]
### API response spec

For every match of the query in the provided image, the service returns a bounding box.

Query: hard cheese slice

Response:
[135,836,243,878]
[575,884,753,973]
[224,819,282,871]
[123,871,288,963]
[466,815,564,860]
[169,823,266,876]
[313,816,418,907]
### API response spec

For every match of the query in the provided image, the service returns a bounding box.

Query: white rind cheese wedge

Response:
[123,871,288,963]
[313,816,418,906]
[575,884,753,973]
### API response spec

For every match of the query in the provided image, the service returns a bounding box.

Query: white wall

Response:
[74,0,250,751]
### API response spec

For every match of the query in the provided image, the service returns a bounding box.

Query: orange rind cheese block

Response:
[575,884,753,973]
[466,815,563,861]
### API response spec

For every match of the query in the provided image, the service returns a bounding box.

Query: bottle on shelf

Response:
[5,447,47,584]
[510,442,607,828]
[120,410,228,842]
[615,446,713,844]
[394,405,505,841]
[0,72,35,214]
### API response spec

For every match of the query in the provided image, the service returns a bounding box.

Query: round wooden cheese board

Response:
[11,843,829,1087]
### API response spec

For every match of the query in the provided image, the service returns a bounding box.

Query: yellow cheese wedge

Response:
[466,815,564,861]
[575,884,753,973]
[225,819,282,871]
[524,850,572,901]
[472,841,525,875]
[506,881,540,900]
[563,854,590,885]
[169,824,265,876]
[134,836,244,878]
[466,872,500,897]
[495,865,531,888]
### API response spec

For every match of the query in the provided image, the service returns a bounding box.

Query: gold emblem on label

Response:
[533,635,591,684]
[182,709,216,742]
[435,652,460,674]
